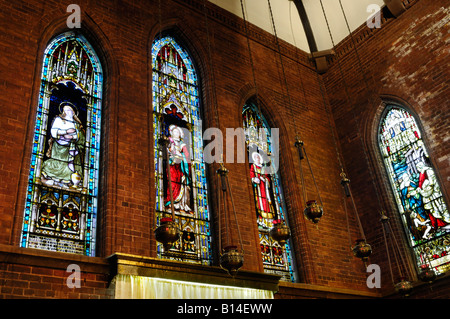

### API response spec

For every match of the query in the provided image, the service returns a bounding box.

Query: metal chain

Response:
[202,0,221,129]
[240,0,263,119]
[205,0,243,253]
[318,0,372,242]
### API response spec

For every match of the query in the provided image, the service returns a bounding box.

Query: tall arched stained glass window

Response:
[152,35,212,265]
[379,106,450,274]
[21,32,103,256]
[243,101,296,282]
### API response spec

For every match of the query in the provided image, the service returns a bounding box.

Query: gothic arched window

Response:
[379,106,450,274]
[152,35,212,265]
[21,32,103,256]
[243,101,296,282]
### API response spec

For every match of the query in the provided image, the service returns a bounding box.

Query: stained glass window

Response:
[243,101,296,282]
[379,106,450,274]
[152,35,212,265]
[21,32,103,256]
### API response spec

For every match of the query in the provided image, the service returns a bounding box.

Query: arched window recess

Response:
[21,31,103,256]
[152,34,213,265]
[379,104,450,278]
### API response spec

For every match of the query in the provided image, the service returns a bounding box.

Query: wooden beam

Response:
[292,0,317,53]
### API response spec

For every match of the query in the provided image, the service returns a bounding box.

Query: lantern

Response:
[304,200,323,224]
[155,134,180,251]
[155,217,180,251]
[216,162,245,277]
[394,278,413,297]
[295,139,325,225]
[381,212,415,296]
[220,245,244,277]
[418,264,436,284]
[352,239,372,262]
[270,219,291,246]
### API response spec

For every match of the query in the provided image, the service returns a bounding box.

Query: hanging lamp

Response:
[380,212,414,297]
[418,264,437,285]
[240,0,294,246]
[203,0,244,276]
[154,0,180,253]
[313,0,374,264]
[154,134,180,252]
[267,0,324,225]
[217,162,244,276]
[267,153,291,246]
[295,138,324,224]
[269,215,291,246]
[340,170,372,264]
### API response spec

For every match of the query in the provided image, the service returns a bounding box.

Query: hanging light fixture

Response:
[269,213,291,246]
[267,0,324,225]
[266,151,290,246]
[311,0,377,265]
[394,279,414,297]
[154,217,179,252]
[352,239,372,263]
[217,162,244,276]
[240,0,294,247]
[296,138,324,224]
[269,155,291,245]
[381,212,414,297]
[154,134,180,252]
[203,0,244,276]
[418,264,437,285]
[340,170,372,265]
[153,0,180,253]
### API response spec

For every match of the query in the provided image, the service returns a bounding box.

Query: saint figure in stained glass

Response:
[152,35,212,265]
[250,152,275,219]
[41,102,85,189]
[165,124,192,214]
[380,106,450,274]
[21,32,102,256]
[243,101,296,282]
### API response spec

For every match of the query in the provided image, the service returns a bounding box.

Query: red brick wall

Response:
[0,0,447,298]
[0,263,111,299]
[0,245,112,298]
[323,0,450,297]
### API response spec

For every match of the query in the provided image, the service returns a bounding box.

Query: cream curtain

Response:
[114,274,274,299]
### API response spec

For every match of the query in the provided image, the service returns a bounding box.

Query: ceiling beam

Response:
[291,0,334,73]
[291,0,317,53]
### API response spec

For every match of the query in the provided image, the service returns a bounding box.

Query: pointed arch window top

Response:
[43,32,103,98]
[152,36,197,86]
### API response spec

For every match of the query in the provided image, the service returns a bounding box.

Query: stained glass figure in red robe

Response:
[250,152,274,219]
[164,124,192,214]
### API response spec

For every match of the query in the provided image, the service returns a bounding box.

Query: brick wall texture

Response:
[0,0,448,298]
